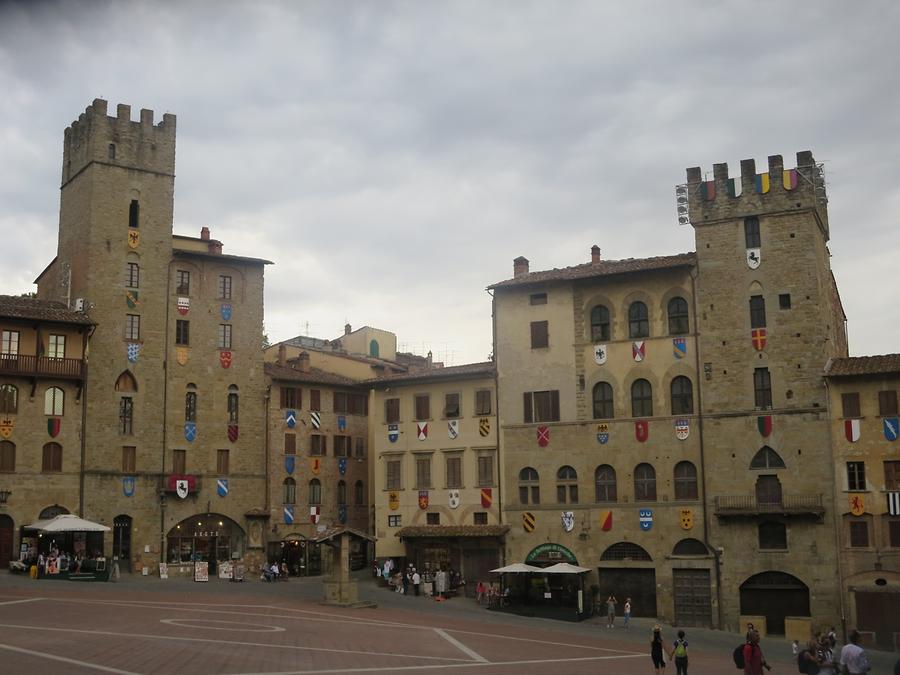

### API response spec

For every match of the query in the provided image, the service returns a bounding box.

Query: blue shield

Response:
[123,476,135,497]
[285,455,295,474]
[221,304,232,321]
[338,457,347,475]
[388,424,399,443]
[285,410,297,428]
[283,506,294,524]
[597,432,609,444]
[884,418,899,441]
[184,422,197,442]
[127,343,140,363]
[217,478,228,497]
[639,509,653,531]
[673,338,687,359]
[338,415,347,431]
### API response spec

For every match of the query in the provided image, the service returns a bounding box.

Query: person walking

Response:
[605,594,617,628]
[839,629,871,674]
[743,629,771,675]
[650,625,666,675]
[401,568,409,595]
[623,597,632,629]
[412,569,421,596]
[671,629,688,675]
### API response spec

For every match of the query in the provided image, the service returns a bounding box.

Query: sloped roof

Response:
[172,249,273,265]
[367,361,495,386]
[264,362,361,387]
[488,252,696,289]
[0,295,94,326]
[396,524,510,538]
[824,355,900,377]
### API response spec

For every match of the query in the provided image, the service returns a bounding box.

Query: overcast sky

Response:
[1,1,898,364]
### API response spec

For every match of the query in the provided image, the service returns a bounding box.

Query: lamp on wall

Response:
[0,490,11,504]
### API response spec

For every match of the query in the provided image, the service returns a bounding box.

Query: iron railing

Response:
[714,494,824,516]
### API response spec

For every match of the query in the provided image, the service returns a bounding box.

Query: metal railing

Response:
[714,494,824,515]
[0,354,85,379]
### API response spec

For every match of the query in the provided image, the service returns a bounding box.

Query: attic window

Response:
[529,293,547,305]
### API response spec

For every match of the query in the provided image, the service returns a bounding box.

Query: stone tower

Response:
[686,152,848,632]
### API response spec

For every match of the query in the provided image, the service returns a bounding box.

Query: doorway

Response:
[113,515,132,573]
[739,571,809,635]
[0,515,13,568]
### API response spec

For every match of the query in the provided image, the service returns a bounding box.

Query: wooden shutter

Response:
[551,390,560,421]
[523,392,533,423]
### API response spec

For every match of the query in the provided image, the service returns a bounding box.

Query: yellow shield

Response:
[522,512,535,532]
[679,508,693,530]
[388,491,399,511]
[310,457,321,475]
[175,347,189,366]
[127,230,140,249]
[479,418,490,437]
[0,417,13,439]
[849,494,865,516]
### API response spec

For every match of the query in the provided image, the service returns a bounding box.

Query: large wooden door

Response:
[597,568,657,617]
[0,515,13,568]
[113,515,132,572]
[740,571,809,635]
[673,569,712,627]
[855,591,900,649]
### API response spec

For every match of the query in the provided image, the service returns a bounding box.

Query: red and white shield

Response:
[177,297,190,316]
[175,479,189,499]
[227,424,238,442]
[537,425,550,447]
[632,341,645,362]
[751,328,767,351]
[309,506,320,524]
[674,418,689,440]
[418,490,429,510]
[845,419,860,443]
[635,420,649,442]
[219,350,232,369]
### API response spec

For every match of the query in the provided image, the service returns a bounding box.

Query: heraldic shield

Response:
[388,491,400,510]
[680,508,693,530]
[176,479,189,499]
[481,487,492,508]
[123,476,135,497]
[284,455,295,474]
[338,457,347,475]
[418,490,429,509]
[479,418,490,437]
[388,424,399,442]
[448,490,460,509]
[522,512,535,533]
[0,417,13,439]
[561,511,575,532]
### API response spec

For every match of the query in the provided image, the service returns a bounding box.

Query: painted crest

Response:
[537,425,550,447]
[751,328,767,351]
[310,411,321,429]
[635,420,649,443]
[0,418,13,439]
[673,338,687,360]
[338,415,347,432]
[47,418,61,438]
[285,410,297,428]
[220,303,232,321]
[175,479,189,499]
[674,418,689,440]
[177,297,190,316]
[680,508,693,530]
[417,422,428,441]
[639,508,653,531]
[883,417,898,442]
[338,505,347,524]
[479,418,490,437]
[125,290,139,309]
[448,420,459,439]
[746,248,761,269]
[389,491,400,510]
[593,344,607,365]
[448,489,460,509]
[632,341,645,362]
[888,492,900,516]
[338,457,347,475]
[175,346,189,366]
[310,457,321,474]
[758,415,773,437]
[283,505,294,524]
[127,343,140,363]
[481,487,493,509]
[388,424,399,443]
[123,476,135,498]
[561,511,575,532]
[599,510,613,532]
[217,478,228,497]
[227,424,238,442]
[849,494,865,517]
[597,423,610,445]
[845,419,860,443]
[310,506,320,524]
[522,512,535,533]
[284,455,295,474]
[219,350,232,369]
[184,421,197,442]
[418,490,429,510]
[127,229,140,249]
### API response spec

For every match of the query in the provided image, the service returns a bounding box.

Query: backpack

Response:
[674,640,687,658]
[733,644,746,669]
[798,650,819,675]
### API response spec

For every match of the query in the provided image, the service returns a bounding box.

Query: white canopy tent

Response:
[490,563,543,574]
[541,562,591,574]
[25,514,110,533]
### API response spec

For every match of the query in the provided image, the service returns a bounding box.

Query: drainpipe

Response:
[264,384,270,525]
[488,287,505,567]
[78,324,95,517]
[823,375,847,640]
[160,262,173,562]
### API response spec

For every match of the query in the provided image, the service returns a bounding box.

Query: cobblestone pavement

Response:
[0,572,895,674]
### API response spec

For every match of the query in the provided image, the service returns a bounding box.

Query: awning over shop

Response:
[490,563,543,574]
[396,525,510,539]
[25,515,110,532]
[312,526,376,544]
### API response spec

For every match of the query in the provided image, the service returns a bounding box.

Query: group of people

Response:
[744,623,873,675]
[35,548,92,576]
[389,565,421,595]
[601,594,632,628]
[262,561,289,581]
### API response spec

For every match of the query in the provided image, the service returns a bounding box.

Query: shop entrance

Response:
[0,515,13,569]
[166,514,245,575]
[739,571,809,635]
[113,515,132,573]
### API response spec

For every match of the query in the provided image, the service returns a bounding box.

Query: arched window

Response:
[227,385,239,424]
[674,461,698,500]
[750,446,786,469]
[282,477,296,504]
[44,387,64,416]
[670,376,693,415]
[519,467,540,505]
[308,478,322,505]
[594,464,617,502]
[631,379,652,417]
[628,301,649,338]
[337,480,347,506]
[0,384,18,415]
[42,442,62,472]
[557,466,578,504]
[672,538,708,556]
[634,463,656,501]
[369,340,380,358]
[600,541,652,562]
[185,384,197,423]
[0,441,15,472]
[592,382,614,419]
[115,371,137,392]
[354,480,365,506]
[667,297,689,335]
[590,305,610,342]
[108,143,116,161]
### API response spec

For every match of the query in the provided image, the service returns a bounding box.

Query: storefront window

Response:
[166,514,244,567]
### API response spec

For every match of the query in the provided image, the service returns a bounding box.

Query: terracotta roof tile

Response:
[0,295,94,326]
[367,361,495,386]
[396,525,510,538]
[824,355,900,377]
[264,362,362,387]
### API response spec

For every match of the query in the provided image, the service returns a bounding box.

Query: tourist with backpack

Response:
[738,629,771,674]
[671,629,689,675]
[650,625,666,674]
[799,638,821,675]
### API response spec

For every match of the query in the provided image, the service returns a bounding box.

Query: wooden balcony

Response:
[0,354,86,380]
[714,494,825,519]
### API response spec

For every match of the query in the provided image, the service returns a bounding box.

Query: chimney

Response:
[344,323,352,335]
[427,350,433,367]
[298,351,311,373]
[200,227,210,241]
[513,256,529,278]
[277,343,286,366]
[208,240,222,254]
[591,245,601,264]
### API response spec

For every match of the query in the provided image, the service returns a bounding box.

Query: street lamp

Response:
[0,490,11,504]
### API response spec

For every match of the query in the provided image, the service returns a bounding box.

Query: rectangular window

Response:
[280,386,300,409]
[185,392,196,422]
[217,324,232,349]
[354,437,366,458]
[842,393,861,418]
[523,390,560,423]
[890,521,900,548]
[310,434,326,456]
[48,334,66,359]
[529,293,547,305]
[745,216,761,248]
[126,262,140,288]
[426,513,440,525]
[172,449,186,475]
[42,444,62,472]
[217,449,230,475]
[385,398,400,423]
[415,394,430,421]
[749,295,766,329]
[416,456,432,489]
[477,455,494,487]
[884,461,900,490]
[1,330,20,355]
[176,270,190,295]
[175,320,190,346]
[388,515,402,527]
[119,397,134,435]
[849,521,869,548]
[475,390,492,416]
[0,442,15,472]
[386,459,401,490]
[847,461,866,491]
[125,314,141,341]
[879,390,898,416]
[218,275,232,300]
[530,320,549,349]
[473,512,488,525]
[778,293,791,309]
[333,435,351,457]
[310,389,321,411]
[446,456,462,488]
[334,392,349,413]
[753,368,772,409]
[129,200,140,228]
[444,393,460,418]
[350,393,367,416]
[284,433,296,455]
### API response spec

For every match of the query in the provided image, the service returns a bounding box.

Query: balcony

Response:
[714,494,825,519]
[0,354,86,380]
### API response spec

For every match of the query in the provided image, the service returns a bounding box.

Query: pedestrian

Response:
[476,580,485,604]
[792,639,800,665]
[827,626,837,650]
[401,569,409,595]
[816,633,836,675]
[743,629,771,675]
[671,629,688,675]
[606,594,617,628]
[623,597,632,629]
[650,624,666,674]
[799,638,820,674]
[412,569,421,596]
[839,629,871,675]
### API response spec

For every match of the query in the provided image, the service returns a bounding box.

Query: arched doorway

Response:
[0,515,13,569]
[113,515,132,572]
[39,504,70,519]
[740,571,809,635]
[598,541,657,617]
[166,514,245,575]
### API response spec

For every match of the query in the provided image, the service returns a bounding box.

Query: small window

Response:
[889,519,900,548]
[283,477,296,504]
[878,390,898,416]
[749,295,766,329]
[885,461,900,490]
[523,390,560,423]
[444,393,460,418]
[386,459,401,490]
[754,368,772,409]
[176,270,190,295]
[176,320,190,346]
[841,393,860,418]
[128,199,139,228]
[119,397,134,434]
[47,334,66,359]
[310,434,326,456]
[415,394,430,421]
[227,385,239,424]
[634,463,656,501]
[475,390,492,416]
[333,392,349,414]
[556,465,578,504]
[337,480,347,506]
[354,480,365,506]
[592,382,614,419]
[519,466,540,504]
[109,144,117,161]
[478,455,494,487]
[217,449,230,475]
[594,464,617,502]
[308,478,322,505]
[115,371,137,392]
[631,379,653,417]
[218,324,232,350]
[0,384,18,415]
[667,297,689,335]
[126,261,140,288]
[0,441,16,472]
[1,330,20,355]
[44,387,65,416]
[590,305,610,342]
[426,512,440,525]
[354,437,366,458]
[172,449,186,474]
[369,340,380,358]
[218,275,232,300]
[628,301,649,338]
[674,461,698,500]
[280,386,301,409]
[125,314,141,341]
[750,446,786,470]
[284,433,296,455]
[847,461,866,491]
[529,293,547,305]
[670,376,693,415]
[309,389,321,411]
[385,398,400,423]
[388,514,402,527]
[333,436,351,457]
[446,455,462,488]
[473,512,488,525]
[745,216,761,248]
[778,293,791,309]
[415,456,432,489]
[42,442,62,472]
[758,521,787,550]
[849,520,869,548]
[185,389,197,422]
[530,320,549,349]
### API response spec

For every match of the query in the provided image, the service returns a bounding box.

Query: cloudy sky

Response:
[1,1,898,364]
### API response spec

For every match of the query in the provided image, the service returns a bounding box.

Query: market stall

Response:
[23,514,111,581]
[488,561,592,622]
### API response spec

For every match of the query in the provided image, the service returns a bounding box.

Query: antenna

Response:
[674,184,690,225]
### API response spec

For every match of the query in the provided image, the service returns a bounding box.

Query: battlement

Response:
[61,98,177,186]
[680,151,828,238]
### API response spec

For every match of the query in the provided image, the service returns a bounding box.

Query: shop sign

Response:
[524,542,577,564]
[194,561,208,582]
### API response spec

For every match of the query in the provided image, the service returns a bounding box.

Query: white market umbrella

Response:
[26,514,110,533]
[541,562,591,574]
[490,563,543,574]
